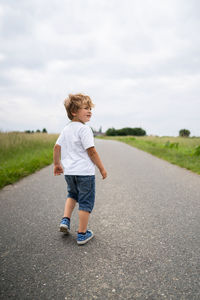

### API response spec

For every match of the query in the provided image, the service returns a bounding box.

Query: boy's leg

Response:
[78,210,90,233]
[60,197,76,233]
[63,197,77,219]
[77,176,95,233]
[77,210,94,245]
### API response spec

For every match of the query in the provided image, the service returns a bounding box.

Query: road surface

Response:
[0,139,200,299]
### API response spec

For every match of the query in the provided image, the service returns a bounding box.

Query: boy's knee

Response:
[67,197,77,205]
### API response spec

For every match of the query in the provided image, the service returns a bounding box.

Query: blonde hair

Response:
[64,93,94,120]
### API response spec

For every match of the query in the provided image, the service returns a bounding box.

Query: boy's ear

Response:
[71,111,76,117]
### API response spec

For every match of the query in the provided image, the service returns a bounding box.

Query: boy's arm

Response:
[87,147,107,179]
[53,144,64,176]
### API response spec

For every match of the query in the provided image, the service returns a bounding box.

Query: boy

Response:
[53,93,107,245]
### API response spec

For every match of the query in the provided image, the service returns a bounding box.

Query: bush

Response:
[193,145,200,156]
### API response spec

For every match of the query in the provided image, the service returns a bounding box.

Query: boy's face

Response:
[72,105,92,123]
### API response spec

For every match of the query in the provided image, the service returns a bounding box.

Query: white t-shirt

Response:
[55,122,95,175]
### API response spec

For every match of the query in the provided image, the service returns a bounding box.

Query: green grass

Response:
[97,135,200,175]
[1,132,200,189]
[0,132,58,189]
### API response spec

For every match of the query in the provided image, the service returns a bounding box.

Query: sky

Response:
[0,0,200,136]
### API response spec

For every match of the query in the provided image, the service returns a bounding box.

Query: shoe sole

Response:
[59,225,69,234]
[77,232,94,245]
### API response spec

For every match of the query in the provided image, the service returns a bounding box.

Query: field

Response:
[0,132,58,189]
[1,132,200,189]
[98,135,200,175]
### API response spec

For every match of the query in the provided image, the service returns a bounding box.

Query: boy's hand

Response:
[100,168,107,180]
[54,164,64,176]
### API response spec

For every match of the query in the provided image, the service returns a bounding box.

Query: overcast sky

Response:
[0,0,200,136]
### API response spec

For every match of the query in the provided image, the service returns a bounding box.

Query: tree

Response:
[25,130,34,134]
[179,129,190,137]
[42,128,47,133]
[106,127,118,136]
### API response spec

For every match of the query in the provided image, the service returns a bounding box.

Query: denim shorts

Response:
[64,175,95,213]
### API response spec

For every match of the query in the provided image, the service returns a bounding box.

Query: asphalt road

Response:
[0,139,200,300]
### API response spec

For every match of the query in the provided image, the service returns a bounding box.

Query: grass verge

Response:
[97,136,200,175]
[0,132,58,189]
[1,132,199,189]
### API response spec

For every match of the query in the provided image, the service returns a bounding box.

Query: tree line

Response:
[25,128,48,134]
[105,127,192,137]
[106,127,146,136]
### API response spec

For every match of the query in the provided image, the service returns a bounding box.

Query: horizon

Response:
[1,128,199,138]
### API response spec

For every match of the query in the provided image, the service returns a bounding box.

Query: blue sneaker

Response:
[77,230,94,245]
[59,217,70,234]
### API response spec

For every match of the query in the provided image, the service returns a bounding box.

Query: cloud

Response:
[0,0,199,136]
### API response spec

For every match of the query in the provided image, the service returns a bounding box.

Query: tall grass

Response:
[98,136,200,175]
[0,132,58,189]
